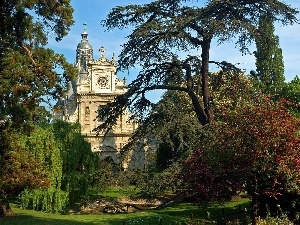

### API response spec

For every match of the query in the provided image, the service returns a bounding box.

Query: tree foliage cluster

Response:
[181,97,300,221]
[99,0,298,174]
[280,76,300,117]
[0,121,96,214]
[19,121,97,213]
[0,0,299,222]
[251,14,285,94]
[0,0,76,129]
[0,128,51,215]
[152,69,255,169]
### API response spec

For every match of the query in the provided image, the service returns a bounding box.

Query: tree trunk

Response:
[0,202,14,217]
[184,63,208,125]
[187,89,208,125]
[0,190,14,217]
[201,37,214,124]
[251,176,258,225]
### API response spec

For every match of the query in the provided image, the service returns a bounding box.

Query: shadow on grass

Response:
[1,213,171,225]
[1,215,86,225]
[1,209,164,225]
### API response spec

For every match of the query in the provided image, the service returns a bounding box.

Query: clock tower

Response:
[54,26,144,168]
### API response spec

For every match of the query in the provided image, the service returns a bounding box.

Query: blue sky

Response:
[49,0,300,90]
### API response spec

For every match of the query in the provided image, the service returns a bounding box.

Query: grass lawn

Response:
[1,197,250,225]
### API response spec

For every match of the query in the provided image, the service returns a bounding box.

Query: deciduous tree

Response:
[17,122,96,213]
[182,97,300,224]
[280,76,300,117]
[52,120,96,205]
[0,131,50,216]
[19,125,69,214]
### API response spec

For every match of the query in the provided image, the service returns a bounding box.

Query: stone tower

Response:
[54,26,143,167]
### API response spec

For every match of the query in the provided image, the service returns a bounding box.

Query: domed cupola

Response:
[76,23,93,74]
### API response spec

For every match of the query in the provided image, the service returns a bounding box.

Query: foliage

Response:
[181,97,300,220]
[24,125,62,188]
[251,14,285,94]
[140,71,255,194]
[0,131,51,194]
[0,129,51,216]
[156,91,201,150]
[0,0,75,130]
[20,188,69,214]
[52,120,96,205]
[256,216,293,225]
[90,157,119,192]
[91,162,183,198]
[19,125,70,213]
[16,122,97,213]
[132,90,202,169]
[255,207,293,225]
[134,163,183,197]
[210,70,255,120]
[280,76,300,117]
[0,0,74,215]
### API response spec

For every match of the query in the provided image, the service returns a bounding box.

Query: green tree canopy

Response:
[0,130,51,216]
[19,122,96,213]
[281,76,300,117]
[52,120,96,205]
[251,14,285,94]
[0,0,75,130]
[130,70,254,170]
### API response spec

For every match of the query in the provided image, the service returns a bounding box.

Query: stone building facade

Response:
[54,28,146,168]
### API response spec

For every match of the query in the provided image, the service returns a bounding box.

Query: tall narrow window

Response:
[97,105,107,122]
[85,107,90,120]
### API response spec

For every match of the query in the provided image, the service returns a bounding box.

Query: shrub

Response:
[20,187,69,214]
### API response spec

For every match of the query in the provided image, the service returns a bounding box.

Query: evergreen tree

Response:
[252,14,285,94]
[0,0,75,131]
[98,0,298,135]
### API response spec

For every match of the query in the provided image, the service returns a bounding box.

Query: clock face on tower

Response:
[97,76,109,88]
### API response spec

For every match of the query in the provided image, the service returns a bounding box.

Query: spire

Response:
[76,22,93,73]
[81,22,88,40]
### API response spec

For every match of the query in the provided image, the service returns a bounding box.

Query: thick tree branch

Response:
[22,45,37,67]
[137,84,207,125]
